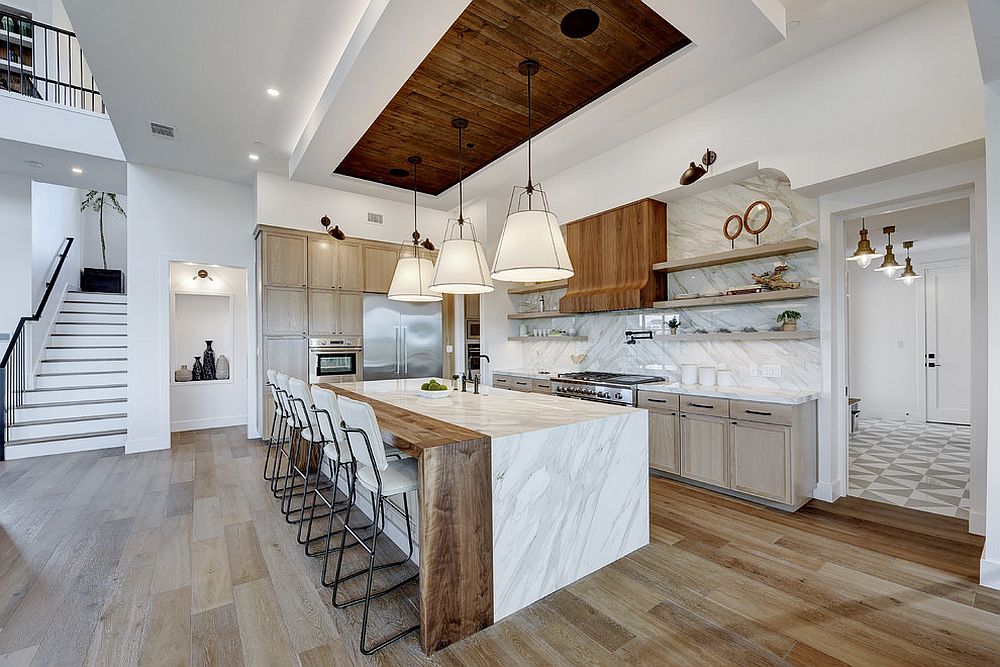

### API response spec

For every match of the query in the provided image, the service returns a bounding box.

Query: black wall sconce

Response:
[679,148,717,185]
[321,215,346,240]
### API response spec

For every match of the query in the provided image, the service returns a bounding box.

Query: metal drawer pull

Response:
[688,402,714,409]
[745,409,773,416]
[516,381,528,385]
[646,398,667,403]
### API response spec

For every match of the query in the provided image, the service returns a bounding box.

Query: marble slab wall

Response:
[513,173,821,391]
[491,410,649,620]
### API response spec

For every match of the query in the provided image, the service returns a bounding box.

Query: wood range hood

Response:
[559,198,668,313]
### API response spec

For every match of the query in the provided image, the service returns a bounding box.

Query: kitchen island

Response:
[319,379,648,654]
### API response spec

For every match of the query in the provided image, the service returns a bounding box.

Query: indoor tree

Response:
[80,190,126,269]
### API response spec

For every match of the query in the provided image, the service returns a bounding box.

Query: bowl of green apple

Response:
[417,379,452,399]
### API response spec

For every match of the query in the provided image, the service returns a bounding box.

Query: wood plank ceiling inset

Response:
[333,0,691,195]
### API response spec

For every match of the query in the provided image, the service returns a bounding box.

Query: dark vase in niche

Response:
[202,340,216,380]
[192,356,203,381]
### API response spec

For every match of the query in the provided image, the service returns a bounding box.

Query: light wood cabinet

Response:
[730,420,792,503]
[679,412,730,488]
[531,379,553,394]
[262,336,308,431]
[464,293,480,318]
[309,238,363,290]
[264,287,307,336]
[338,243,364,291]
[493,373,531,391]
[363,245,400,293]
[308,289,364,336]
[263,232,307,287]
[648,410,680,474]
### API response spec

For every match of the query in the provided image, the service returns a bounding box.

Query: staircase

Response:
[4,291,127,459]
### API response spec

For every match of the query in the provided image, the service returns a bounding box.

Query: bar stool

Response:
[263,369,282,482]
[287,378,337,540]
[274,373,309,504]
[333,395,419,655]
[269,372,295,496]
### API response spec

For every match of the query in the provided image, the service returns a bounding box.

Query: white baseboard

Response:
[126,436,169,454]
[170,415,247,433]
[813,479,843,503]
[981,555,1000,590]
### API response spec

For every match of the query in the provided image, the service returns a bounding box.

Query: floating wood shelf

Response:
[652,238,818,273]
[653,288,819,309]
[507,311,576,320]
[507,336,587,342]
[506,279,569,295]
[658,330,818,342]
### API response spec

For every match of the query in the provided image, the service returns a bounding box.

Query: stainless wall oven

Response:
[308,337,363,384]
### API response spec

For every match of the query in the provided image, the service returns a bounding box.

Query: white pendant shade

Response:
[388,254,441,302]
[428,237,494,295]
[491,209,574,282]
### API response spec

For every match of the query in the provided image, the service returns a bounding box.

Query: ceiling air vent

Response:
[366,212,384,226]
[150,122,176,138]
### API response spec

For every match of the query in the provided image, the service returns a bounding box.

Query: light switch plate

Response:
[761,364,781,378]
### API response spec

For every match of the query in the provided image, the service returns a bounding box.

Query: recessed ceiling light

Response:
[560,8,600,39]
[786,19,801,31]
[248,153,260,161]
[25,160,44,169]
[266,88,281,97]
[71,167,83,174]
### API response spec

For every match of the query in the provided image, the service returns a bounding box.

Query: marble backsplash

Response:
[512,172,821,391]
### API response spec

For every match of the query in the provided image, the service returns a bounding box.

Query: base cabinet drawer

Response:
[730,420,792,503]
[531,380,553,394]
[648,410,679,474]
[679,413,730,487]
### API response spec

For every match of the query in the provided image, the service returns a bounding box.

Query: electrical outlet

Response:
[761,364,781,378]
[749,364,759,377]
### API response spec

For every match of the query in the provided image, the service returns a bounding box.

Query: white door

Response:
[925,263,971,424]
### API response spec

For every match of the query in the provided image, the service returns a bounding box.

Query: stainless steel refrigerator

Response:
[363,294,443,380]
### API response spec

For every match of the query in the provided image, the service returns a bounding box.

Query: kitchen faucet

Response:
[470,354,490,394]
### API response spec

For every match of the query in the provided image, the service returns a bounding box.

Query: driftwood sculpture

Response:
[752,264,800,291]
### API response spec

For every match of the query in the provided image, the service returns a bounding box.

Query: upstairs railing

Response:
[1,237,74,461]
[0,10,104,114]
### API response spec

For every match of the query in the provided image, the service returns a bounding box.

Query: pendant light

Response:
[491,59,574,283]
[428,118,495,295]
[846,217,883,269]
[387,156,441,302]
[896,241,923,286]
[875,225,902,276]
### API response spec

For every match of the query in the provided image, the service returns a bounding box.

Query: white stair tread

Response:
[28,383,128,392]
[55,321,125,325]
[47,346,127,349]
[36,370,126,377]
[5,429,127,447]
[40,358,127,363]
[12,413,127,427]
[21,398,126,409]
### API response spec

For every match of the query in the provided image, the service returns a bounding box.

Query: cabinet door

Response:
[262,336,307,432]
[649,410,679,474]
[264,287,307,336]
[730,421,792,503]
[464,293,480,318]
[338,292,364,336]
[337,243,364,291]
[308,289,338,336]
[308,237,336,288]
[363,245,399,293]
[679,413,730,487]
[263,233,307,287]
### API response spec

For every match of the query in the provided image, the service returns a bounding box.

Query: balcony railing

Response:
[0,10,104,114]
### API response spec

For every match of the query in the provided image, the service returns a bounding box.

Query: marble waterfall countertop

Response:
[492,369,818,405]
[335,378,639,438]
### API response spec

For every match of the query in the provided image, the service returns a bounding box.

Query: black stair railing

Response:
[1,237,74,460]
[1,10,104,114]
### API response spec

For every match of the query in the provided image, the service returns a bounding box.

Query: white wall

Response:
[847,246,970,422]
[0,171,32,336]
[255,172,450,245]
[126,165,256,453]
[169,263,248,432]
[80,192,126,271]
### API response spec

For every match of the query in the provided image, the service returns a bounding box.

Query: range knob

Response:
[615,392,622,399]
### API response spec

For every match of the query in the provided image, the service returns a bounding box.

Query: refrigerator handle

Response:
[402,327,408,375]
[394,326,400,375]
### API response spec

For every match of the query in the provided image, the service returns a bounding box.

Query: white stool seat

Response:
[356,457,418,496]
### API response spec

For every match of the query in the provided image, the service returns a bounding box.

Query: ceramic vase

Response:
[192,356,203,381]
[216,354,230,381]
[174,365,192,382]
[202,340,216,380]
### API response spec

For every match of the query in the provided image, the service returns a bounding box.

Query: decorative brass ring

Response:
[742,200,772,235]
[723,214,744,240]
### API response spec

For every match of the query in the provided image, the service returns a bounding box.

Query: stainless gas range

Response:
[552,371,666,406]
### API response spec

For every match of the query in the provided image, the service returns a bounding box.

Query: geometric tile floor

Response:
[849,418,971,519]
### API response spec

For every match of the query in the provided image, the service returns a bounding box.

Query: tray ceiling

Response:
[333,0,690,195]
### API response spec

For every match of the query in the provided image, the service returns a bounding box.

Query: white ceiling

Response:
[60,0,931,210]
[846,198,970,252]
[0,137,125,193]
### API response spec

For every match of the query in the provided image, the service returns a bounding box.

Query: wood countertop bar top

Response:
[316,381,494,654]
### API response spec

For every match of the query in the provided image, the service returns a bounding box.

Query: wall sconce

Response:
[320,215,346,240]
[679,148,717,185]
[193,269,213,281]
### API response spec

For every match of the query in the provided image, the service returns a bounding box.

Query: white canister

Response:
[681,364,698,385]
[519,324,529,337]
[698,366,717,386]
[717,369,734,387]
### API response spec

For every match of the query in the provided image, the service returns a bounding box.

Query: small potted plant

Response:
[667,314,681,335]
[776,310,802,332]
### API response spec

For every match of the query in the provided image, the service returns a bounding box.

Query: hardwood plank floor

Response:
[0,426,996,665]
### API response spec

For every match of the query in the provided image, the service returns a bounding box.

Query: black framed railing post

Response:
[0,237,74,461]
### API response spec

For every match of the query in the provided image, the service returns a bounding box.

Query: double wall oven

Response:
[308,337,363,384]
